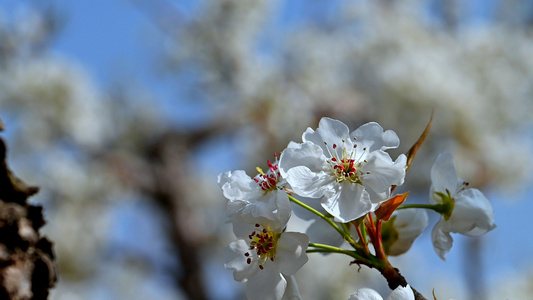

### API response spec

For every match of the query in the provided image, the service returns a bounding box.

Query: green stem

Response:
[288,195,357,246]
[308,243,368,261]
[340,222,352,237]
[397,203,446,213]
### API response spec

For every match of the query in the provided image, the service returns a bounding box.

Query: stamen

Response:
[256,167,265,175]
[255,158,281,192]
[323,138,366,185]
[246,224,278,270]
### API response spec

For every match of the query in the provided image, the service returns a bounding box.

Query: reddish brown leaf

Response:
[405,111,434,173]
[375,192,409,221]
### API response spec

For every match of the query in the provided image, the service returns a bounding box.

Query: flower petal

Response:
[349,285,414,300]
[363,152,406,194]
[245,263,286,300]
[430,152,458,196]
[231,211,285,240]
[387,285,415,300]
[276,232,309,276]
[224,239,258,282]
[447,188,495,236]
[302,117,351,156]
[350,122,400,152]
[349,288,384,300]
[321,183,372,222]
[279,142,329,178]
[225,200,247,218]
[431,220,453,260]
[218,170,261,202]
[388,209,428,256]
[285,166,335,198]
[282,275,302,300]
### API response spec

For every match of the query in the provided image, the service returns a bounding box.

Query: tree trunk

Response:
[0,134,57,299]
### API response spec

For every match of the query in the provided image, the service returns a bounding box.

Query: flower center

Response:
[455,181,470,194]
[325,140,367,185]
[244,224,279,270]
[254,155,281,193]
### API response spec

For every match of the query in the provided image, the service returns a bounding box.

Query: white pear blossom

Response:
[349,284,415,300]
[225,209,309,300]
[218,158,291,223]
[384,209,428,256]
[430,152,496,260]
[282,275,303,300]
[279,117,407,222]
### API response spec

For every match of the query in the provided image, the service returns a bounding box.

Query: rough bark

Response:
[0,135,57,299]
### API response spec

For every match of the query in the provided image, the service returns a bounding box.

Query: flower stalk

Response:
[288,194,360,249]
[397,202,453,218]
[307,243,369,262]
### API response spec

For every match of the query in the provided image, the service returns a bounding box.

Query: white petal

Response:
[218,170,261,202]
[363,152,406,194]
[387,285,415,300]
[349,288,384,300]
[249,190,291,224]
[447,189,495,236]
[350,122,400,152]
[273,190,293,227]
[241,193,281,219]
[430,152,459,195]
[394,209,428,239]
[302,117,351,156]
[276,232,309,276]
[279,142,329,178]
[285,166,335,198]
[226,240,288,300]
[286,141,300,149]
[282,275,302,300]
[224,239,258,282]
[321,183,372,222]
[245,263,286,300]
[431,220,453,260]
[366,188,390,208]
[231,212,285,239]
[225,200,247,218]
[389,210,428,256]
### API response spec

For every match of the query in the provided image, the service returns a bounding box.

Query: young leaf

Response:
[375,192,409,221]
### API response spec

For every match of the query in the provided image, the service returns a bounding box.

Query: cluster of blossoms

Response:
[219,117,495,300]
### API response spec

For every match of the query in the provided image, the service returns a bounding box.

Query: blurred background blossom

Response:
[0,0,532,299]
